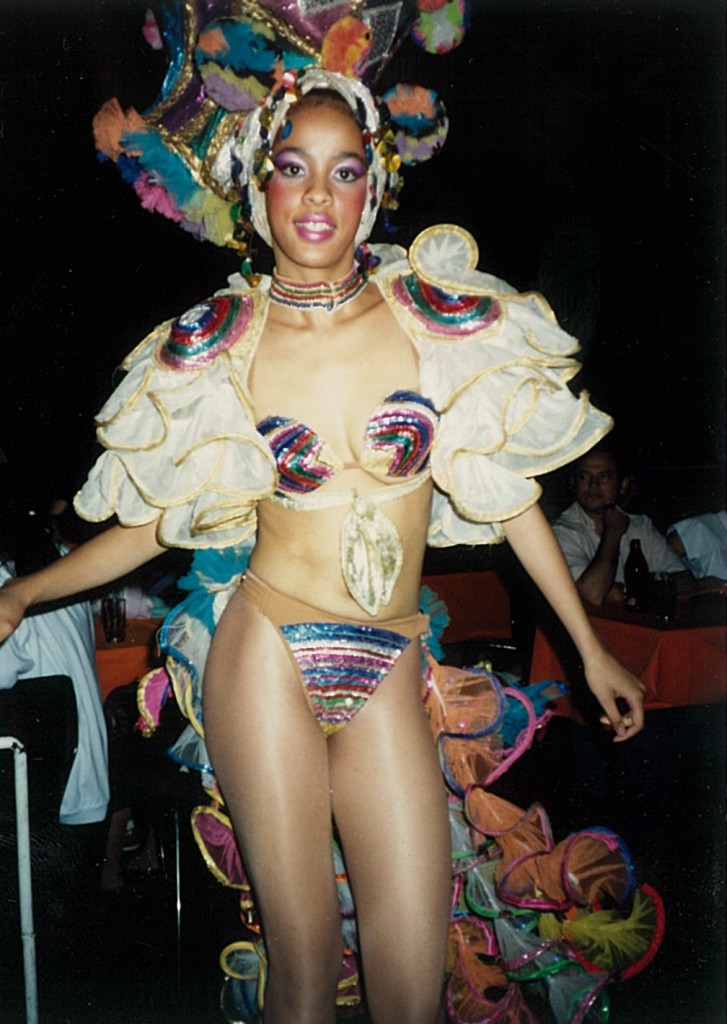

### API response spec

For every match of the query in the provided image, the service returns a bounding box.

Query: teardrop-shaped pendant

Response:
[340,497,404,617]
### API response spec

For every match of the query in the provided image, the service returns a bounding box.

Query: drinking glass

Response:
[101,592,127,643]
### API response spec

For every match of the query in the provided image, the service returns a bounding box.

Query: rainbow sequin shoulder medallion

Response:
[159,294,255,370]
[391,273,502,338]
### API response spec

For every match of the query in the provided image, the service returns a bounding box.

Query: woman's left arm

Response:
[502,503,645,741]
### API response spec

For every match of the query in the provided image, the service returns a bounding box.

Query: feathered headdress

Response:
[92,0,468,260]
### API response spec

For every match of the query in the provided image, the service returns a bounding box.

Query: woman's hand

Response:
[0,577,31,642]
[582,643,646,741]
[501,503,646,742]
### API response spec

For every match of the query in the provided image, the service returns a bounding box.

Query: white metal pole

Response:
[1,736,39,1024]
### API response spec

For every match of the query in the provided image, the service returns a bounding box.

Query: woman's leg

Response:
[329,641,451,1024]
[202,588,343,1024]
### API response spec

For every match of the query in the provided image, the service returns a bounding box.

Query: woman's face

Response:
[265,99,368,281]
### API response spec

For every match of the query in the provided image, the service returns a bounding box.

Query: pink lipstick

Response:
[294,215,336,243]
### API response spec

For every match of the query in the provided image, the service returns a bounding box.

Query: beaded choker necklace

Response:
[269,266,366,313]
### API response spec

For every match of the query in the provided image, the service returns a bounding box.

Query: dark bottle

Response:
[624,538,650,610]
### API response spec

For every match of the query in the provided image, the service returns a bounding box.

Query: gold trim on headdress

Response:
[236,0,364,59]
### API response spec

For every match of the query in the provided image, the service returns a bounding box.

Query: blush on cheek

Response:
[265,175,287,201]
[265,175,294,229]
[340,180,368,222]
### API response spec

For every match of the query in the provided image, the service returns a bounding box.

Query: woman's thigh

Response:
[328,641,451,1017]
[202,588,341,954]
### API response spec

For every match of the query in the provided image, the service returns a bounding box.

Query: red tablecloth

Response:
[530,602,726,710]
[94,617,163,701]
[421,571,512,644]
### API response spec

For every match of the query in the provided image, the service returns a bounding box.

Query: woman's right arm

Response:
[0,519,165,641]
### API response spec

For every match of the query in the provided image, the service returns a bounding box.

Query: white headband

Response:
[212,68,390,248]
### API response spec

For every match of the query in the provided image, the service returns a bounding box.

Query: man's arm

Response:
[0,520,166,642]
[573,506,629,606]
[640,516,704,594]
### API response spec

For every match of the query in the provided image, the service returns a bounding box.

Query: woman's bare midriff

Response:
[249,473,433,621]
[247,281,432,620]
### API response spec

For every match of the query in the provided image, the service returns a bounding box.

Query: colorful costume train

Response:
[75,232,663,1022]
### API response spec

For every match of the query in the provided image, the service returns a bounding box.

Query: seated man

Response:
[0,486,109,828]
[667,510,727,581]
[551,446,686,606]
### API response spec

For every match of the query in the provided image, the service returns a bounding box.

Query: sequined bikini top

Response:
[256,390,439,502]
[255,391,439,616]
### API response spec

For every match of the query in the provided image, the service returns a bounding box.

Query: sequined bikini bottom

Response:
[238,573,429,735]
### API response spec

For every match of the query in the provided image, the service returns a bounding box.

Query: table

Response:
[421,571,512,644]
[94,617,164,701]
[529,595,726,711]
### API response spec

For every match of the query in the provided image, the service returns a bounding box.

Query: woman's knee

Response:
[363,965,446,1024]
[264,925,342,1021]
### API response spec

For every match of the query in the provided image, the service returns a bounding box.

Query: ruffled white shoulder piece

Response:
[377,225,613,547]
[74,289,277,548]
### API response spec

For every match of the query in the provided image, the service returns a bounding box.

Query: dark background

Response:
[1,0,724,515]
[0,7,724,1022]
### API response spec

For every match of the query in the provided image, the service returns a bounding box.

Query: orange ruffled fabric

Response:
[447,918,539,1024]
[465,789,632,911]
[92,97,146,160]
